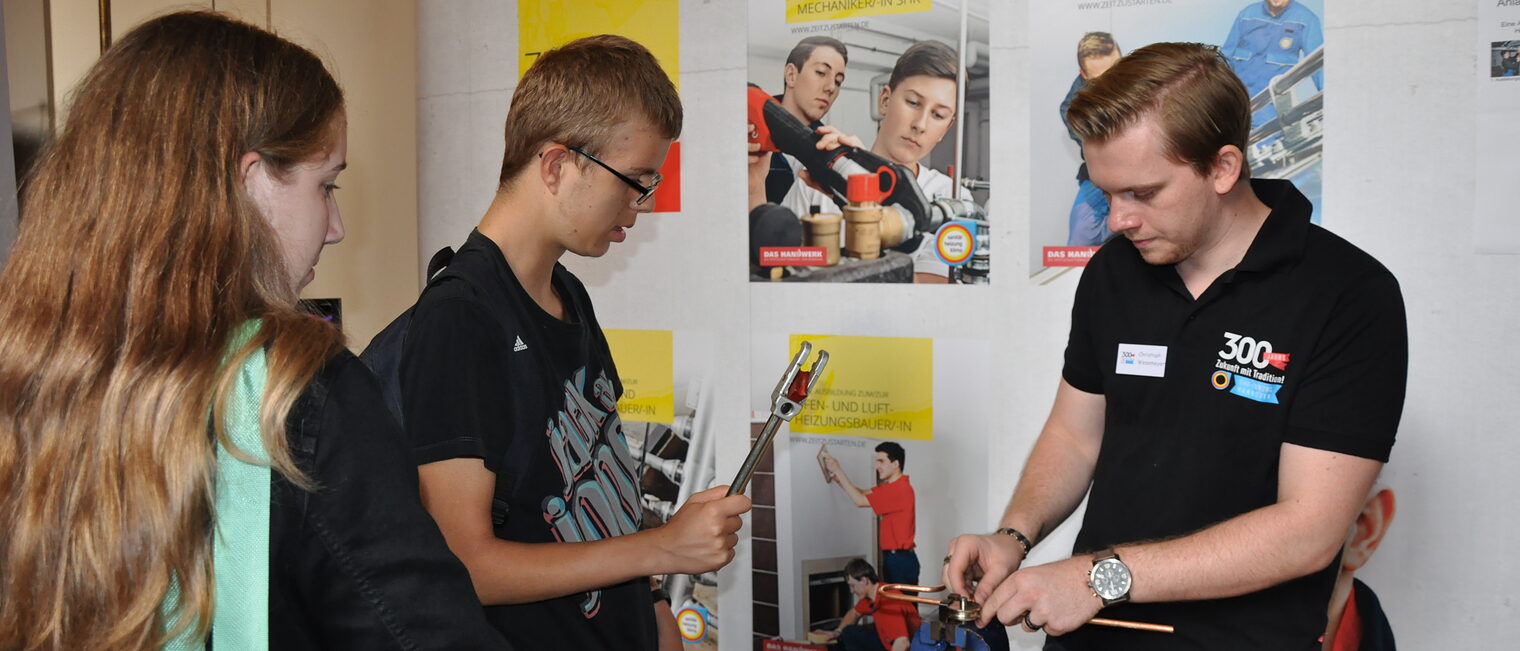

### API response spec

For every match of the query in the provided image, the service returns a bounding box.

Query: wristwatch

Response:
[1087,548,1131,607]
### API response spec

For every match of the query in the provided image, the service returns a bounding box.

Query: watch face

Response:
[1090,558,1131,600]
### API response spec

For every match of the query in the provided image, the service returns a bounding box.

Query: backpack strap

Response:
[426,245,455,280]
[360,247,455,425]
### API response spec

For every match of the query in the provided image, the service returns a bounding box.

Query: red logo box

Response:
[1042,246,1100,267]
[759,247,828,267]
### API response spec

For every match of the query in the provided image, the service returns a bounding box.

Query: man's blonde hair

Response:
[498,34,682,187]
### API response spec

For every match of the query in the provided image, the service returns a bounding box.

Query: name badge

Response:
[1116,343,1167,378]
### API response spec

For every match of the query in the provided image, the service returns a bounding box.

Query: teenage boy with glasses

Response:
[389,35,751,650]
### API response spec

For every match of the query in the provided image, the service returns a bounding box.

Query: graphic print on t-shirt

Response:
[1210,331,1291,404]
[541,366,642,618]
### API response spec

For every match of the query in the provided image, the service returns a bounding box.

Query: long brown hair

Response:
[0,11,345,649]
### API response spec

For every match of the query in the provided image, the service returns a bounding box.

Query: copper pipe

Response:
[878,583,1174,634]
[877,583,947,607]
[1089,618,1175,634]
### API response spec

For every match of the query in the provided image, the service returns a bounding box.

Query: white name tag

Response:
[1115,343,1168,378]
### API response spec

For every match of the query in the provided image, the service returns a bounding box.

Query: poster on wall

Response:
[747,334,992,646]
[604,329,722,650]
[1475,1,1520,254]
[519,0,683,213]
[746,1,992,284]
[1030,0,1327,277]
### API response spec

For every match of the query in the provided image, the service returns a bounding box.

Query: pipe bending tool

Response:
[727,341,828,496]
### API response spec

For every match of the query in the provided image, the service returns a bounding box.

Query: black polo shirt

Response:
[1054,179,1407,650]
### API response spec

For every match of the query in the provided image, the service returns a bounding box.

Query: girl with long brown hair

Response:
[0,12,505,650]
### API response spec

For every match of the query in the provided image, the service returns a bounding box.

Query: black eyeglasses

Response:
[568,145,662,205]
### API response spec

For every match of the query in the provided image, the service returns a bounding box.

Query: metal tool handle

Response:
[728,342,828,496]
[728,414,783,496]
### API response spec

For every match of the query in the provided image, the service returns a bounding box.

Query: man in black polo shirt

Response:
[944,42,1406,650]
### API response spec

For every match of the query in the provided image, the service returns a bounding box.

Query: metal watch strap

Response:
[994,527,1034,556]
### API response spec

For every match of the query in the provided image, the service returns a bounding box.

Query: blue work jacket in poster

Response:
[1222,1,1324,97]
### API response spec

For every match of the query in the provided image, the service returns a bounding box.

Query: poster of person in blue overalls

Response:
[1030,0,1326,279]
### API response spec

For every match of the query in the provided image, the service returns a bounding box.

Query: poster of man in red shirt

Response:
[810,559,920,651]
[822,442,918,586]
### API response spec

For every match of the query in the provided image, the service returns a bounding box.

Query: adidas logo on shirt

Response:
[513,335,528,352]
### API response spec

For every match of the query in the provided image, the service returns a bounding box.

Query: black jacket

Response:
[266,350,510,649]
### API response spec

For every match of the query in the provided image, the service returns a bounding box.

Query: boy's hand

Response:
[653,485,751,574]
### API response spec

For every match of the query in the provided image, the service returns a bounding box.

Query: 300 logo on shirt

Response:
[1217,331,1290,371]
[1212,331,1292,405]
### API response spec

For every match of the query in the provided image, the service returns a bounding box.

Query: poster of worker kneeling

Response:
[746,333,996,647]
[745,0,993,284]
[1030,0,1327,278]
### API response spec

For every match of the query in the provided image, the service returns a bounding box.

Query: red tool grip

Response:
[787,370,812,402]
[747,85,780,153]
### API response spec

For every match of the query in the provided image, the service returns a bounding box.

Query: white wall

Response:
[1329,2,1520,643]
[417,1,1520,648]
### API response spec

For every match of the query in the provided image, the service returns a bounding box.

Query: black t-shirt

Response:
[1055,180,1407,650]
[398,230,656,650]
[269,350,508,650]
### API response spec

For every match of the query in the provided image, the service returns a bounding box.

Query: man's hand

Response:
[650,485,751,574]
[795,125,867,196]
[812,124,866,151]
[810,629,839,641]
[979,556,1101,635]
[942,532,1026,603]
[822,455,843,483]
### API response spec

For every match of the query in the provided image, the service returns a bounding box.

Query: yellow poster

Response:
[788,334,932,441]
[786,0,932,24]
[518,0,679,88]
[604,329,674,424]
[517,0,682,212]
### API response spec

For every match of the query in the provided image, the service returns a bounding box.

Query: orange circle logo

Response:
[1211,371,1231,390]
[935,222,974,265]
[677,607,706,642]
